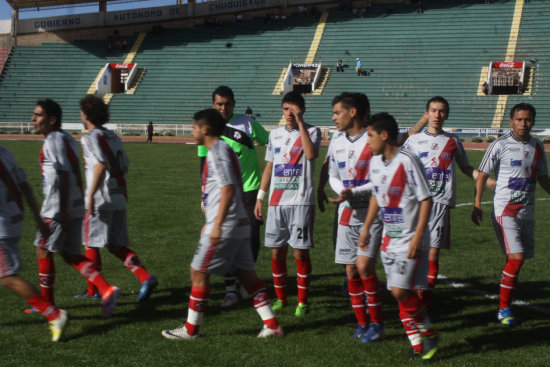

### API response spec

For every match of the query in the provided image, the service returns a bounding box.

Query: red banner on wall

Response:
[492,62,523,69]
[109,63,135,69]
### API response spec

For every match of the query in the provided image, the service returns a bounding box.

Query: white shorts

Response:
[190,234,255,276]
[492,213,535,258]
[83,209,129,248]
[0,237,22,277]
[381,249,429,291]
[34,217,82,255]
[264,205,315,249]
[334,216,383,265]
[428,202,451,249]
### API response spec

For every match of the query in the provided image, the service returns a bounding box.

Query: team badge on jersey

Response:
[234,131,241,140]
[431,143,439,150]
[524,151,530,158]
[441,152,451,160]
[348,150,355,159]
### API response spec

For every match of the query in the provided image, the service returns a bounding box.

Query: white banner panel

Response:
[105,5,188,26]
[194,0,281,17]
[18,13,98,33]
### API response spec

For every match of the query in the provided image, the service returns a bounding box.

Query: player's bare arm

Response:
[358,195,379,251]
[211,184,235,246]
[472,171,490,225]
[399,112,428,145]
[254,161,272,220]
[19,181,49,237]
[87,162,107,215]
[293,106,318,160]
[461,166,497,190]
[317,159,329,212]
[408,197,432,259]
[537,174,550,196]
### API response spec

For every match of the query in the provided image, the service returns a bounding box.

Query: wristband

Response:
[257,189,266,200]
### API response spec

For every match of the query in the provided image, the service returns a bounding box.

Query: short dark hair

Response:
[80,95,110,126]
[36,99,62,128]
[193,108,226,136]
[425,96,450,114]
[368,112,398,141]
[282,91,305,109]
[510,102,536,120]
[212,85,235,104]
[331,92,368,121]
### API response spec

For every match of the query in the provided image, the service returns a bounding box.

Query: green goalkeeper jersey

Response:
[197,114,269,192]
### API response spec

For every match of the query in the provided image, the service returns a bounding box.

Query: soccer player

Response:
[31,99,120,317]
[361,112,438,360]
[325,93,429,341]
[472,102,550,326]
[198,86,269,308]
[0,145,68,341]
[402,96,495,308]
[79,95,157,303]
[254,91,321,317]
[162,109,282,340]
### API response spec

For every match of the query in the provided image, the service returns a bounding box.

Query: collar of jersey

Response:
[346,127,367,142]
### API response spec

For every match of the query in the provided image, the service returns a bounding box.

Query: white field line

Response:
[437,274,550,315]
[454,197,550,207]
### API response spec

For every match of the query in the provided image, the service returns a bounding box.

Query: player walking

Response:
[0,145,68,341]
[472,103,550,326]
[198,86,269,308]
[79,95,157,302]
[361,113,438,360]
[162,109,282,339]
[254,91,321,317]
[403,96,495,308]
[31,99,120,317]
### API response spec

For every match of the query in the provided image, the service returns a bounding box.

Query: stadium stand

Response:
[0,0,548,129]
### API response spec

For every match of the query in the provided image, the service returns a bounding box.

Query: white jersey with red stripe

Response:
[39,130,85,219]
[368,148,432,253]
[402,130,470,208]
[0,146,26,238]
[478,132,547,219]
[202,139,249,238]
[328,128,373,226]
[81,127,129,211]
[265,124,321,206]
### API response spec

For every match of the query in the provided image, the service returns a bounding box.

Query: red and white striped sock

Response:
[246,278,279,330]
[185,286,210,336]
[348,278,368,326]
[85,247,101,296]
[271,257,287,303]
[70,255,111,295]
[499,258,524,309]
[38,257,55,305]
[112,247,150,283]
[296,256,311,305]
[398,294,423,352]
[361,274,383,324]
[27,294,60,321]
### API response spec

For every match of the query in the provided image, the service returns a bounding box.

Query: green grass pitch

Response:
[0,140,549,366]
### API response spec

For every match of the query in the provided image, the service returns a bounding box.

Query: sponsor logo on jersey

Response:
[372,169,380,173]
[274,164,303,177]
[425,168,451,182]
[274,147,281,154]
[510,159,522,167]
[524,151,530,158]
[430,157,439,167]
[357,160,369,168]
[388,186,402,196]
[510,147,520,152]
[265,232,278,238]
[508,177,535,192]
[441,152,451,161]
[348,150,355,159]
[510,190,535,205]
[381,175,387,184]
[431,143,439,150]
[419,152,428,158]
[418,140,428,145]
[343,179,369,188]
[234,131,241,140]
[284,138,291,146]
[338,161,346,169]
[292,146,302,154]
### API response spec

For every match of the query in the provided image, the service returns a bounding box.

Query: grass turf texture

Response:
[1,140,549,366]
